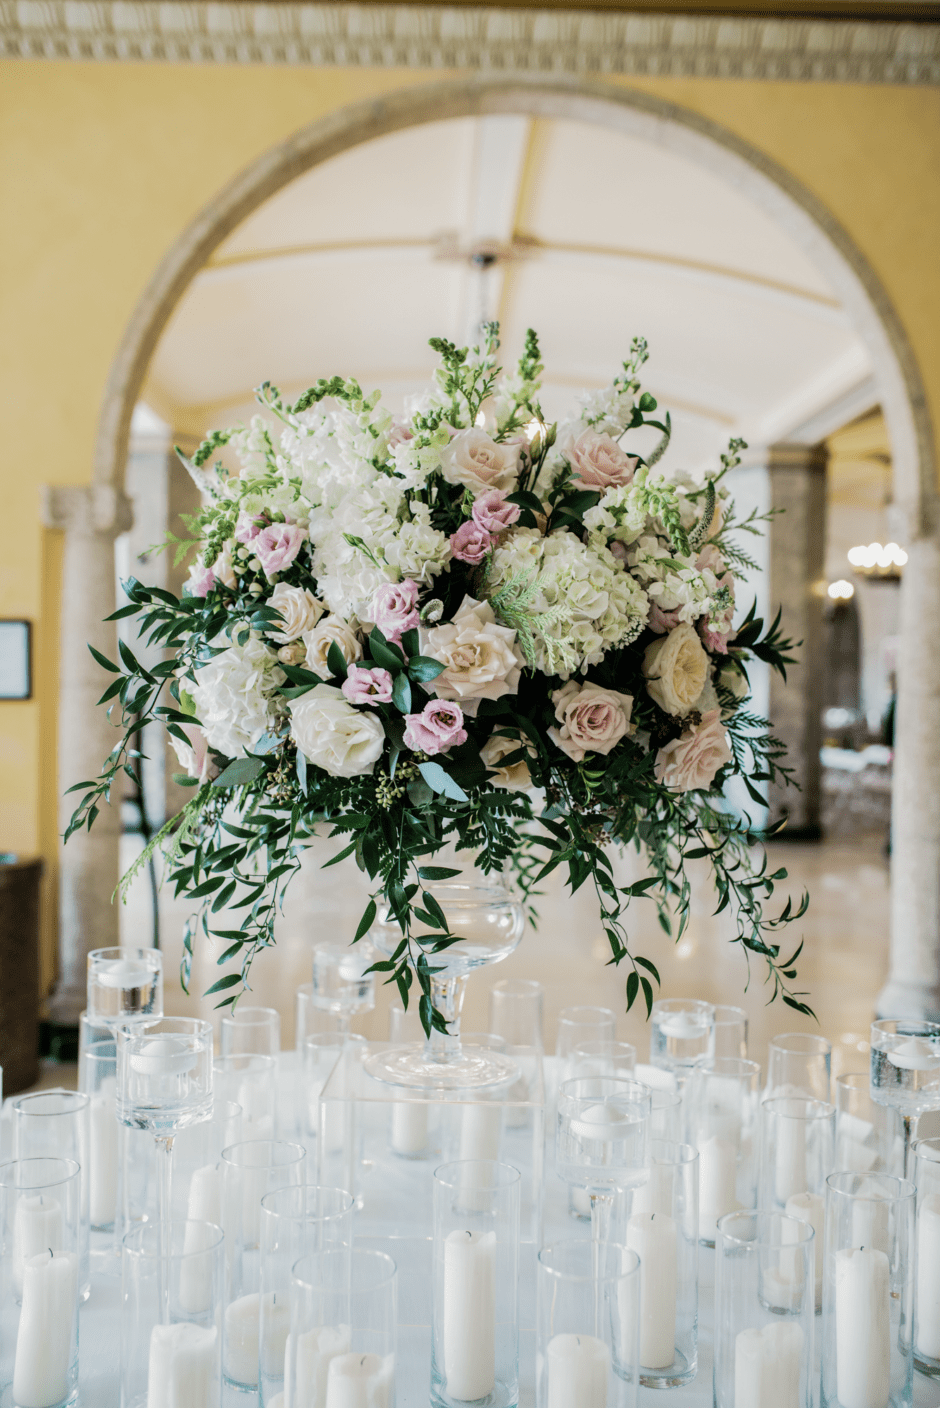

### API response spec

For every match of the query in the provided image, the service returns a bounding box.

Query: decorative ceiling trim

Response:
[2,1,938,85]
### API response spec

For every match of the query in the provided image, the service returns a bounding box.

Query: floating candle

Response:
[97,958,151,989]
[886,1037,940,1070]
[129,1037,196,1077]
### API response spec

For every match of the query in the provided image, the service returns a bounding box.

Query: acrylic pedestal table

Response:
[3,1052,940,1408]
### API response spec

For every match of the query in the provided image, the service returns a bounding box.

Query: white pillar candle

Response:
[12,1193,63,1297]
[224,1292,261,1386]
[147,1322,218,1408]
[324,1352,393,1408]
[626,1212,677,1369]
[187,1163,221,1226]
[734,1323,803,1408]
[835,1247,891,1408]
[13,1250,78,1408]
[916,1193,940,1360]
[837,1135,878,1173]
[292,1324,351,1408]
[785,1192,824,1309]
[459,1102,501,1162]
[774,1108,807,1206]
[391,1101,428,1155]
[238,1076,275,1139]
[546,1333,609,1408]
[443,1229,496,1401]
[632,1162,675,1217]
[699,1135,738,1237]
[178,1220,217,1316]
[851,1197,890,1255]
[838,1112,874,1144]
[261,1292,293,1378]
[88,1089,119,1227]
[735,1328,765,1408]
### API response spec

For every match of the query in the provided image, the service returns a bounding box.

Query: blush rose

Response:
[654,709,733,791]
[567,430,638,491]
[372,579,420,644]
[548,681,635,762]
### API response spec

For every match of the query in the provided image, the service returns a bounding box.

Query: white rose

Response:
[289,684,385,778]
[267,583,325,644]
[439,428,521,494]
[189,636,285,757]
[642,622,709,717]
[422,596,525,717]
[302,615,363,677]
[480,733,535,791]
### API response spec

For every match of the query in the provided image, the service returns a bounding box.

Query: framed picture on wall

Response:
[0,621,32,700]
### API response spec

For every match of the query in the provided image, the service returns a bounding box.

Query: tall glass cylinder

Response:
[214,1054,277,1141]
[836,1073,904,1176]
[821,1171,915,1408]
[489,979,544,1051]
[714,1210,816,1408]
[687,1058,760,1246]
[911,1137,940,1375]
[11,1090,91,1300]
[121,1220,224,1408]
[765,1032,832,1102]
[289,1248,397,1407]
[0,1158,82,1408]
[79,1038,120,1235]
[649,1000,715,1089]
[536,1239,640,1408]
[625,1140,698,1386]
[431,1160,520,1408]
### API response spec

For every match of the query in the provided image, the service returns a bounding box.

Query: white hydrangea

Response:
[379,507,452,584]
[189,634,286,758]
[627,535,715,624]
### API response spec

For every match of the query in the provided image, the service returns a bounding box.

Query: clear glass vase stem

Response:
[590,1190,614,1337]
[426,972,469,1066]
[156,1133,174,1325]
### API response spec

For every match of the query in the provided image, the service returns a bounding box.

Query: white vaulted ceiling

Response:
[143,114,874,468]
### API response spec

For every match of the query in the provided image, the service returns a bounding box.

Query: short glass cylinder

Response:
[536,1239,640,1408]
[311,942,377,1020]
[687,1058,760,1247]
[910,1137,940,1375]
[220,1006,281,1058]
[214,1054,277,1140]
[649,1000,715,1086]
[765,1032,832,1102]
[0,1157,82,1408]
[820,1171,915,1408]
[289,1248,397,1407]
[714,1210,816,1408]
[556,1078,651,1195]
[117,1018,214,1134]
[431,1159,521,1408]
[489,978,545,1051]
[11,1090,91,1298]
[120,1219,224,1408]
[624,1140,699,1387]
[86,946,163,1029]
[713,1005,748,1060]
[564,1041,637,1085]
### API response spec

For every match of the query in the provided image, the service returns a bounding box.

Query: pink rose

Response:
[235,509,265,545]
[440,428,521,494]
[187,563,216,598]
[253,523,306,579]
[403,700,468,756]
[654,709,733,792]
[567,431,638,491]
[548,681,635,763]
[372,579,420,644]
[169,723,219,784]
[471,489,521,536]
[342,666,394,707]
[649,602,682,635]
[450,520,493,565]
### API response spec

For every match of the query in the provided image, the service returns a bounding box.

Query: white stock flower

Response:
[289,684,385,778]
[643,623,710,717]
[267,583,326,644]
[422,596,524,716]
[189,635,285,757]
[302,616,363,677]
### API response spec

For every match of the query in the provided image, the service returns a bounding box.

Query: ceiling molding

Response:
[2,2,938,84]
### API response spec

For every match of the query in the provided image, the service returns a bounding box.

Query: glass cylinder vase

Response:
[687,1058,760,1247]
[288,1248,397,1408]
[911,1136,940,1376]
[11,1090,91,1300]
[536,1239,641,1408]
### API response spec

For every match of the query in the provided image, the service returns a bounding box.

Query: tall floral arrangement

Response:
[69,327,810,1032]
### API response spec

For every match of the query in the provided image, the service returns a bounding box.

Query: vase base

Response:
[364,1042,519,1090]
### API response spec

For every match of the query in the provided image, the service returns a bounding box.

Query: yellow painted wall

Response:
[1,60,938,984]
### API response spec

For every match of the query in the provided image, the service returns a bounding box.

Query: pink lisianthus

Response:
[187,563,216,598]
[654,709,733,792]
[235,509,265,545]
[450,520,493,565]
[403,700,467,756]
[342,666,394,707]
[253,523,306,579]
[372,579,420,644]
[471,489,521,537]
[648,602,682,635]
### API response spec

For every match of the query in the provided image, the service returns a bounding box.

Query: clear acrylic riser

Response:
[315,1042,545,1245]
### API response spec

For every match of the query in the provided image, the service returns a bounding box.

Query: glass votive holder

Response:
[714,1004,749,1059]
[687,1058,760,1246]
[311,941,376,1024]
[765,1031,832,1102]
[259,1185,355,1405]
[836,1072,903,1176]
[302,1032,365,1145]
[624,1139,699,1386]
[221,1006,281,1058]
[220,1139,306,1391]
[648,1086,683,1141]
[649,999,715,1087]
[536,1238,640,1407]
[214,1053,277,1140]
[117,1017,214,1133]
[11,1090,90,1300]
[120,1219,224,1407]
[289,1248,397,1406]
[86,946,163,1029]
[77,1010,112,1068]
[431,1160,521,1408]
[0,1157,82,1408]
[555,1006,617,1062]
[759,1096,835,1209]
[821,1172,915,1408]
[910,1137,940,1376]
[489,979,545,1050]
[79,1039,120,1234]
[171,1099,243,1223]
[564,1040,637,1084]
[714,1210,816,1408]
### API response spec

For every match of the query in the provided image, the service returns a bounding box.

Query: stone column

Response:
[878,527,940,1021]
[766,442,828,838]
[42,483,134,1025]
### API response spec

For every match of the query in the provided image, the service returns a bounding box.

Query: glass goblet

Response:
[870,1019,940,1174]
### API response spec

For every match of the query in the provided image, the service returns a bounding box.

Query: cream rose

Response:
[643,622,709,717]
[654,709,733,791]
[289,684,385,778]
[440,428,521,495]
[567,430,638,492]
[302,615,363,677]
[422,596,524,716]
[480,733,535,791]
[548,681,634,762]
[268,582,325,644]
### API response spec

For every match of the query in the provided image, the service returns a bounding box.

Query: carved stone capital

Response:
[42,483,134,537]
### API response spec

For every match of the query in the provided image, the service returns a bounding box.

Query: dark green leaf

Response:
[88,644,119,673]
[392,673,412,714]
